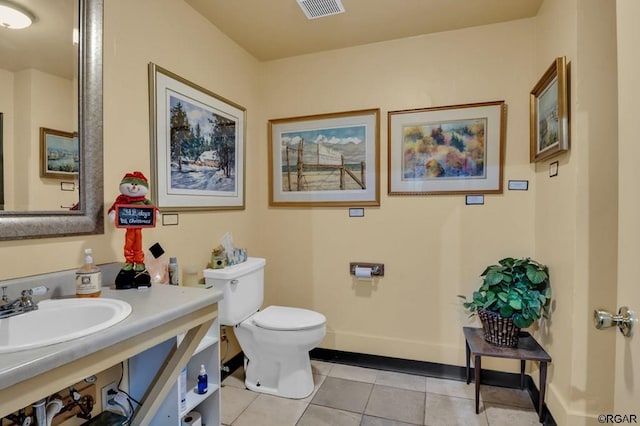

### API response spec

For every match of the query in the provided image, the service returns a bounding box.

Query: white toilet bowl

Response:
[203,257,327,399]
[234,305,326,399]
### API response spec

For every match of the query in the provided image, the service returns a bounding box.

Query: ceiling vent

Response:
[297,0,345,20]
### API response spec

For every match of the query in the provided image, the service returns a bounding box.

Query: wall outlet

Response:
[101,382,118,406]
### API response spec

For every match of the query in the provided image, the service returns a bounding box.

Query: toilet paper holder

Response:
[349,262,384,277]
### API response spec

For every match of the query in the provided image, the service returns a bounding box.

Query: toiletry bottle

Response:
[147,242,169,284]
[197,364,208,394]
[178,367,187,412]
[168,257,179,285]
[76,248,102,298]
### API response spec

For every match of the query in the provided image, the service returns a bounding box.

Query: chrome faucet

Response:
[0,286,48,319]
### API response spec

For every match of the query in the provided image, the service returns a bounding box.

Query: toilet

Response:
[204,257,326,399]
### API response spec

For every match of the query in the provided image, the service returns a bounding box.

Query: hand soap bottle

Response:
[168,257,179,285]
[197,364,208,394]
[76,248,102,298]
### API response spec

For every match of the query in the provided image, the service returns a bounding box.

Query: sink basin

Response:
[0,298,132,353]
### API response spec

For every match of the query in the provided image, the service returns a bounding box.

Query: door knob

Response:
[593,307,636,337]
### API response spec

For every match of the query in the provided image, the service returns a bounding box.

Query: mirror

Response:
[0,0,78,212]
[0,0,103,240]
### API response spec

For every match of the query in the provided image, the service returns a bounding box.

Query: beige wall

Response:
[24,70,76,211]
[0,0,623,423]
[1,69,76,211]
[258,19,537,367]
[532,1,580,418]
[101,0,261,275]
[533,0,619,424]
[0,0,261,278]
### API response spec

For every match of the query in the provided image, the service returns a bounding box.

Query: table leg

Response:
[466,340,471,384]
[520,360,526,389]
[539,361,548,422]
[474,355,481,414]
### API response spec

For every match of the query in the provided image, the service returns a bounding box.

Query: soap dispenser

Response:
[197,364,208,394]
[76,248,102,298]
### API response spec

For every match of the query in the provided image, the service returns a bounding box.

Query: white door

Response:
[614,0,640,415]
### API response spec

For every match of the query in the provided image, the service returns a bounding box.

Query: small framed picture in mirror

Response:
[40,127,79,179]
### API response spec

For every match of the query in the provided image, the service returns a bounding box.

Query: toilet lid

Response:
[253,306,326,331]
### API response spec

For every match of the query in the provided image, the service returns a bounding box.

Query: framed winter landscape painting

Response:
[388,101,506,195]
[268,109,380,207]
[149,63,245,210]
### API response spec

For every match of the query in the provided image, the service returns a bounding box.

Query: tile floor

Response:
[221,360,542,426]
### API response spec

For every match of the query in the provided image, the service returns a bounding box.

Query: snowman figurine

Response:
[108,171,159,289]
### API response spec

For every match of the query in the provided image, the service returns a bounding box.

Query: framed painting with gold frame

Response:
[530,56,569,163]
[388,101,506,195]
[268,109,380,207]
[39,127,79,179]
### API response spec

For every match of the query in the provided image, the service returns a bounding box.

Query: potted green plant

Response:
[458,257,551,347]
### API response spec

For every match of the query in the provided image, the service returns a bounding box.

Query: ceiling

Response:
[0,0,76,79]
[0,0,543,78]
[184,0,543,61]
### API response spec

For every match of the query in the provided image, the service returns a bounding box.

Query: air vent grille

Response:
[297,0,345,20]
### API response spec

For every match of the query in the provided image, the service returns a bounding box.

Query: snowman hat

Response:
[121,171,149,188]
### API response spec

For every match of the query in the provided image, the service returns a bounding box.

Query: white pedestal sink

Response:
[0,298,132,353]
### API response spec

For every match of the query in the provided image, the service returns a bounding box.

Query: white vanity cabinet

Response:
[129,317,221,425]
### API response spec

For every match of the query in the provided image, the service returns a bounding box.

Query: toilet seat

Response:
[253,306,326,331]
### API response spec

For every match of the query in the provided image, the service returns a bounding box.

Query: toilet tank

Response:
[203,257,265,325]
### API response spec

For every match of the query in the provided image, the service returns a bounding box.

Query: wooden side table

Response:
[463,326,552,422]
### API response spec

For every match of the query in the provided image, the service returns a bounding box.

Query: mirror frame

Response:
[0,0,103,240]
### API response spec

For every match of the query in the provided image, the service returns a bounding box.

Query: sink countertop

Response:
[0,284,223,390]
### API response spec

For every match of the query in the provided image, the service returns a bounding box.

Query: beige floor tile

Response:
[297,404,363,426]
[484,402,540,426]
[311,360,334,376]
[426,377,476,400]
[328,363,379,383]
[361,415,420,426]
[375,370,427,392]
[232,393,307,426]
[311,376,373,413]
[364,384,425,425]
[220,385,258,425]
[221,364,542,426]
[425,393,488,426]
[480,385,534,409]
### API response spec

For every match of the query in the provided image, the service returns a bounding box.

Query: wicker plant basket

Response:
[477,308,520,347]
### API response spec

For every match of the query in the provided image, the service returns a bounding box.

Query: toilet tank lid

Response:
[203,257,266,279]
[253,306,326,331]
